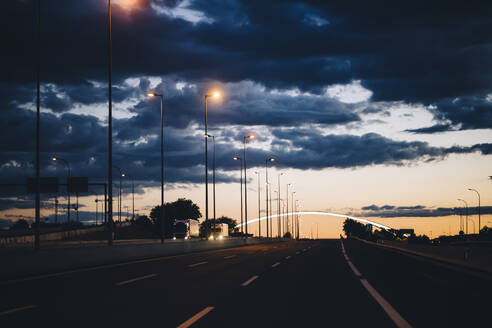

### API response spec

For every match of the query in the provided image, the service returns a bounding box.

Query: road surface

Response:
[1,239,490,327]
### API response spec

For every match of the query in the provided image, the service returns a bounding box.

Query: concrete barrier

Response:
[0,238,284,282]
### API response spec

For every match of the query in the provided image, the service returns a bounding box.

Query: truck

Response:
[209,223,229,240]
[173,219,200,239]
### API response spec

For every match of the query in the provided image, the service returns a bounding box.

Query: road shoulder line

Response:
[116,273,158,286]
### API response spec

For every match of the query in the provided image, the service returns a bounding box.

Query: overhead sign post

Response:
[27,177,59,193]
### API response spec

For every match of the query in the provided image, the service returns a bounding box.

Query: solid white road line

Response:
[224,255,237,259]
[285,256,292,260]
[271,262,281,268]
[0,305,37,316]
[188,261,208,268]
[346,261,362,277]
[241,275,259,287]
[177,306,215,328]
[116,273,158,286]
[360,279,412,328]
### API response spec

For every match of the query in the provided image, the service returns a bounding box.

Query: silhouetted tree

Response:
[10,219,29,230]
[150,198,202,238]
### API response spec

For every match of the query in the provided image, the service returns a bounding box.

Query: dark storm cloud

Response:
[356,204,492,218]
[2,0,491,131]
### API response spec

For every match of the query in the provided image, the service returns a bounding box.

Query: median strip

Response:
[177,306,215,328]
[241,275,259,287]
[0,305,37,316]
[188,261,208,268]
[116,273,158,286]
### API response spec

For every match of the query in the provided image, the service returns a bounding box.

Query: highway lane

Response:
[1,239,490,327]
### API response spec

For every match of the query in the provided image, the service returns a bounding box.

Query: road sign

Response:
[27,177,59,193]
[69,177,88,193]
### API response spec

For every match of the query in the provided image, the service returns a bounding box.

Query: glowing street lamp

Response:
[148,91,166,243]
[457,198,468,235]
[243,134,254,238]
[52,157,71,224]
[204,91,220,237]
[233,156,243,235]
[206,134,217,235]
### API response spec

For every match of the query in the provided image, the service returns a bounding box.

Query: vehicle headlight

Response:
[173,236,176,240]
[209,236,214,240]
[219,235,223,239]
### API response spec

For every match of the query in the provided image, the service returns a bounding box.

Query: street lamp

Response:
[52,157,71,224]
[468,188,481,234]
[286,183,291,235]
[206,134,216,236]
[255,171,261,237]
[243,134,254,238]
[292,191,296,239]
[457,198,469,234]
[148,91,166,243]
[204,92,220,238]
[265,157,275,238]
[233,156,243,236]
[114,165,124,225]
[277,173,284,238]
[122,173,135,220]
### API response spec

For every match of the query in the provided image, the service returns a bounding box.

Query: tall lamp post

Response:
[114,165,124,224]
[277,173,283,237]
[107,0,113,246]
[204,92,220,238]
[291,191,296,239]
[206,134,216,236]
[121,173,135,220]
[255,171,261,237]
[243,134,254,238]
[265,157,275,238]
[148,92,166,243]
[457,198,469,235]
[233,156,243,235]
[286,183,291,235]
[468,188,481,234]
[52,157,71,224]
[35,0,41,250]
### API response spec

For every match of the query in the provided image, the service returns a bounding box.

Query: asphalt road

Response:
[0,239,490,327]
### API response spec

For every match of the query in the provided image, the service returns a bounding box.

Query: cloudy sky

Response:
[1,0,491,237]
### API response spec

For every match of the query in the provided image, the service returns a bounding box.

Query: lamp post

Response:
[277,173,283,238]
[292,191,296,239]
[269,183,273,238]
[204,92,220,238]
[52,157,71,224]
[95,198,100,225]
[296,199,300,239]
[233,156,243,236]
[107,0,113,246]
[274,190,279,238]
[206,134,216,236]
[265,157,275,238]
[121,172,135,221]
[468,188,481,234]
[243,134,254,238]
[35,0,41,250]
[148,92,166,243]
[255,171,261,237]
[114,166,123,225]
[457,199,468,234]
[286,183,291,235]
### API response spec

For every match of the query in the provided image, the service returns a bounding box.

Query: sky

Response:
[1,0,491,237]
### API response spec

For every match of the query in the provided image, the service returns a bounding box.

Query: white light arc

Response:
[235,211,392,231]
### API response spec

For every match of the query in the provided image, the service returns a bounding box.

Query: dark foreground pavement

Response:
[1,239,490,327]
